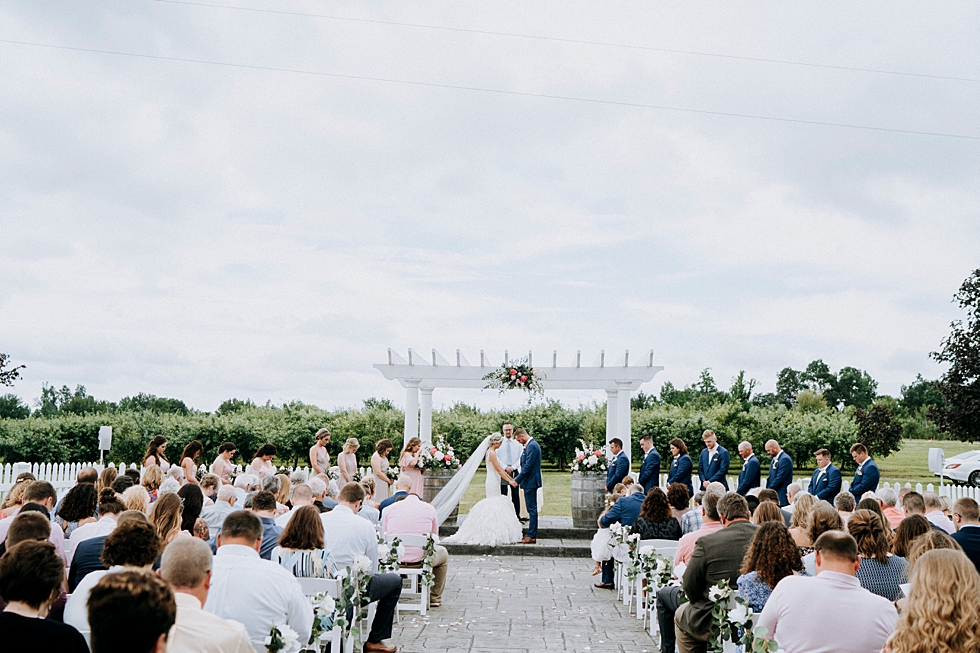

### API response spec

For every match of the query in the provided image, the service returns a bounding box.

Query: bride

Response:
[441,433,524,546]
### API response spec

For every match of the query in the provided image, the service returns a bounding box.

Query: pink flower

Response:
[444,454,452,462]
[594,450,602,456]
[577,454,585,461]
[520,375,527,382]
[430,448,438,455]
[510,369,517,375]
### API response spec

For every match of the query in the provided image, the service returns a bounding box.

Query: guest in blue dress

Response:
[665,438,694,499]
[849,509,909,601]
[737,521,805,612]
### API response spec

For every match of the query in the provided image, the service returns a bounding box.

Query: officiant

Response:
[498,422,524,520]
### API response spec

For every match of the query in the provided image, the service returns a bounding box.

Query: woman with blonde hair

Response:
[752,501,785,526]
[338,438,360,485]
[905,529,961,566]
[97,467,118,494]
[150,492,185,547]
[371,439,394,501]
[121,485,150,515]
[399,436,424,497]
[801,501,844,574]
[849,509,909,601]
[885,549,980,653]
[275,474,291,512]
[0,474,35,518]
[141,465,164,503]
[788,493,817,551]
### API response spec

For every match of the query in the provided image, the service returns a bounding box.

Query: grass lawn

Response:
[459,470,572,517]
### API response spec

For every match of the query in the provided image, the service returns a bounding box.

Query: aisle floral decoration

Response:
[420,534,437,587]
[377,535,405,574]
[482,357,544,396]
[265,623,301,653]
[706,580,779,653]
[418,436,461,471]
[570,439,611,474]
[332,556,373,652]
[300,592,337,652]
[608,522,639,564]
[633,544,674,596]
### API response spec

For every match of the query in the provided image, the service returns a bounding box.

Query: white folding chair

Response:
[274,549,345,653]
[385,533,430,618]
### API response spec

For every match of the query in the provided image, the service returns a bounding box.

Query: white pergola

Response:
[374,349,664,464]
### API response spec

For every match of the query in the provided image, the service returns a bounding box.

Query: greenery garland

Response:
[333,557,373,652]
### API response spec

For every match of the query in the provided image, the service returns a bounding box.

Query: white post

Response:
[605,390,619,456]
[404,380,420,446]
[617,386,632,467]
[420,388,434,443]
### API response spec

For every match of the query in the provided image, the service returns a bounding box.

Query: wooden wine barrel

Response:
[423,469,459,526]
[571,471,606,529]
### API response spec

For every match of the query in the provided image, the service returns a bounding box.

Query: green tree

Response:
[630,391,659,410]
[728,371,757,411]
[34,384,115,416]
[802,360,836,394]
[931,268,980,441]
[899,374,943,416]
[776,367,805,407]
[829,366,878,409]
[0,394,30,419]
[363,397,396,411]
[853,405,904,460]
[795,389,829,414]
[118,393,190,415]
[0,353,25,387]
[659,381,696,407]
[217,398,256,415]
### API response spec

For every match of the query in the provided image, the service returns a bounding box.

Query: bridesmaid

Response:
[249,443,277,481]
[338,438,360,485]
[399,437,424,498]
[371,439,394,501]
[309,429,331,476]
[210,442,237,484]
[180,440,204,486]
[143,436,170,471]
[666,437,695,499]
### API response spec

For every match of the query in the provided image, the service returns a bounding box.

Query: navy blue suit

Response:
[606,452,630,492]
[637,448,661,492]
[736,454,761,496]
[849,458,880,499]
[68,535,108,592]
[809,464,842,502]
[666,454,694,498]
[599,492,646,585]
[698,446,731,490]
[514,438,543,538]
[951,526,980,575]
[767,452,794,506]
[379,491,407,517]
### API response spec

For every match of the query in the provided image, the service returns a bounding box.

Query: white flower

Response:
[353,555,372,574]
[609,522,622,534]
[378,543,391,558]
[627,533,640,543]
[278,624,300,653]
[264,636,273,646]
[708,585,727,602]
[728,602,751,625]
[638,545,654,556]
[318,594,336,615]
[587,455,598,466]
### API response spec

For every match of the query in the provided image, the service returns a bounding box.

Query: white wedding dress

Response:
[442,450,523,546]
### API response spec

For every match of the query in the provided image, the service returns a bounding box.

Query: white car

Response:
[939,451,980,486]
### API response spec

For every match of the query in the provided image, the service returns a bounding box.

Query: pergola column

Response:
[419,387,434,443]
[605,389,619,456]
[404,380,420,446]
[617,385,632,466]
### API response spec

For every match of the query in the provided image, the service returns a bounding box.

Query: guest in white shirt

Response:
[784,483,803,513]
[160,537,253,653]
[321,482,401,653]
[922,492,956,534]
[202,485,239,535]
[204,510,313,650]
[757,531,898,653]
[498,423,523,518]
[233,474,259,508]
[275,483,314,528]
[67,488,125,565]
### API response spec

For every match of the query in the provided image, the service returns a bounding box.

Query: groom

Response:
[513,428,542,544]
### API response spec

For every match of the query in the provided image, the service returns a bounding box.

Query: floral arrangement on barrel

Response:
[570,439,610,474]
[482,357,544,396]
[417,436,461,471]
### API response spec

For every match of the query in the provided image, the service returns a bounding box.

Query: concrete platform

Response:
[440,516,593,542]
[442,538,592,558]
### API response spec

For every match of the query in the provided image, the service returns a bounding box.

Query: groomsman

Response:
[735,441,761,496]
[498,422,524,519]
[697,430,730,491]
[605,439,630,492]
[765,439,794,507]
[848,443,880,500]
[636,435,661,492]
[809,448,842,502]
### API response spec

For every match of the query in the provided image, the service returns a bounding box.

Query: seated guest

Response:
[152,492,189,546]
[193,518,209,541]
[359,478,381,525]
[382,487,449,607]
[906,528,961,566]
[787,492,816,551]
[200,474,220,505]
[757,532,898,653]
[275,483,315,528]
[55,483,98,538]
[142,466,164,503]
[274,505,338,578]
[321,483,402,653]
[232,474,256,508]
[674,490,725,566]
[0,473,34,519]
[68,510,148,591]
[160,537,254,653]
[112,475,135,494]
[752,501,785,526]
[885,549,980,653]
[745,495,760,515]
[52,467,97,530]
[1,511,68,620]
[205,510,313,650]
[784,483,803,512]
[834,491,856,525]
[951,497,980,575]
[379,475,411,517]
[848,509,908,601]
[631,487,682,540]
[679,489,703,535]
[0,540,87,652]
[857,496,891,534]
[67,488,125,564]
[309,476,335,513]
[64,520,161,637]
[249,490,283,560]
[738,521,805,612]
[877,488,904,530]
[177,485,205,535]
[261,475,286,515]
[0,503,49,558]
[201,484,238,535]
[891,515,930,559]
[0,481,65,563]
[901,491,934,525]
[801,501,844,574]
[87,570,176,653]
[923,492,955,534]
[758,489,792,526]
[122,485,151,515]
[594,485,646,590]
[670,493,757,653]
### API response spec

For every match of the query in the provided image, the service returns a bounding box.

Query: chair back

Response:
[297,576,341,598]
[387,533,430,548]
[640,538,678,557]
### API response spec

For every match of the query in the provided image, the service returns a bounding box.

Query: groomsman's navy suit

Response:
[809,464,842,502]
[768,451,794,506]
[698,446,731,490]
[667,454,695,498]
[951,526,980,575]
[599,491,645,585]
[637,448,661,492]
[849,458,880,499]
[606,451,631,492]
[736,454,761,496]
[514,437,543,539]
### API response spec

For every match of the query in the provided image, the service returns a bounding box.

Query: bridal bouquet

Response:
[570,440,610,473]
[482,358,544,395]
[418,436,461,471]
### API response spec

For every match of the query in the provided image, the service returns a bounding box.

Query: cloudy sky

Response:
[1,1,978,412]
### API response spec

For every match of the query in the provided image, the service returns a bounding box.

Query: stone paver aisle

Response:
[391,555,657,653]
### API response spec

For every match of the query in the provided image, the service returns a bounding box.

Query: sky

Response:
[1,1,978,412]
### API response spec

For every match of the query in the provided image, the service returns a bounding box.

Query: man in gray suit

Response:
[674,493,758,653]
